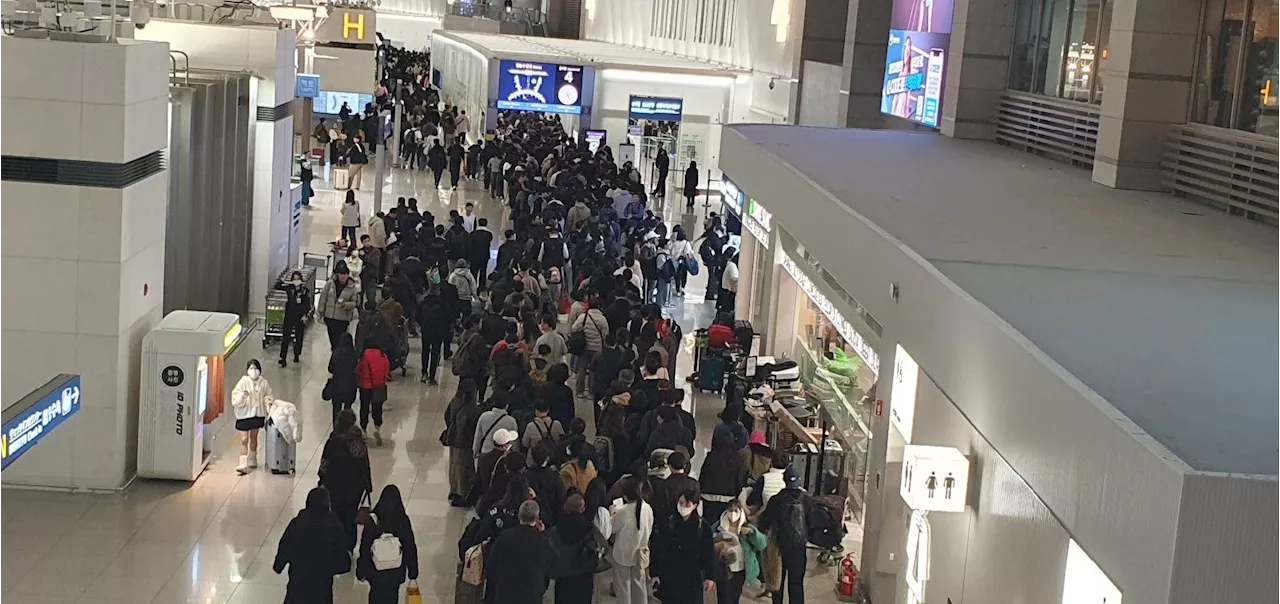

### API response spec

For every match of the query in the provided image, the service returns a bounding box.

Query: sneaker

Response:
[420,374,428,383]
[428,378,438,386]
[278,359,287,368]
[373,425,383,446]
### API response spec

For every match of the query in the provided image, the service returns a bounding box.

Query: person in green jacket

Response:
[711,499,768,603]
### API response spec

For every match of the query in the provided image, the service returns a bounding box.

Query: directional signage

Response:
[1,374,82,471]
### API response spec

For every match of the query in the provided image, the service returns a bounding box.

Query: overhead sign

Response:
[741,198,772,248]
[719,177,744,215]
[496,60,585,115]
[1,374,82,471]
[316,8,377,44]
[781,254,881,374]
[628,95,684,121]
[296,74,320,99]
[890,344,919,442]
[900,444,970,513]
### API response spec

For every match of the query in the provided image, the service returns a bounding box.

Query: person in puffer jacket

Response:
[268,400,303,445]
[232,359,274,475]
[447,259,479,308]
[748,453,800,509]
[357,343,391,446]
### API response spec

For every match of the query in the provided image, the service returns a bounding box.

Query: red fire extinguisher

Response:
[837,554,859,600]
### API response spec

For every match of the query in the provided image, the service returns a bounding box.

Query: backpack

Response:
[656,252,675,280]
[547,265,563,285]
[529,359,549,385]
[640,241,658,262]
[593,435,615,474]
[371,529,404,571]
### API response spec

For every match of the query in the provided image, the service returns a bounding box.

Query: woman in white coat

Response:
[340,190,361,245]
[231,359,275,474]
[610,479,654,604]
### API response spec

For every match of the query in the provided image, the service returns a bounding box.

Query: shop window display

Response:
[1008,0,1112,104]
[1191,0,1279,136]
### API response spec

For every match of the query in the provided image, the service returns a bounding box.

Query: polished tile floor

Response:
[0,167,859,603]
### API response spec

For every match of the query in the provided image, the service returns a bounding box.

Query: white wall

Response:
[719,126,1192,604]
[798,60,842,127]
[1,37,170,490]
[378,0,446,17]
[312,46,377,94]
[583,0,801,122]
[430,35,490,143]
[377,13,443,49]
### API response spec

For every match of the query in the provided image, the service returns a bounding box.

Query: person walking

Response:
[278,270,311,367]
[548,494,605,604]
[485,500,560,604]
[444,378,481,506]
[683,160,699,210]
[653,147,670,197]
[711,500,767,604]
[347,137,370,189]
[327,333,359,427]
[357,341,390,446]
[448,138,465,189]
[569,302,609,396]
[610,480,654,604]
[418,287,453,385]
[230,359,274,475]
[318,409,373,558]
[340,190,361,245]
[319,263,360,349]
[273,488,351,604]
[468,217,494,283]
[427,140,447,188]
[652,488,716,604]
[357,485,420,604]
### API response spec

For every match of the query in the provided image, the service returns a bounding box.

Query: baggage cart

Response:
[263,289,288,347]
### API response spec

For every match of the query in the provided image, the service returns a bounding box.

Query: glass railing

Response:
[794,338,872,518]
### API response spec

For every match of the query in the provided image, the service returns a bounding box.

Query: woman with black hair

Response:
[274,488,350,603]
[652,488,716,604]
[559,440,599,495]
[609,479,654,604]
[327,334,360,427]
[357,485,420,604]
[318,409,372,556]
[231,358,274,475]
[542,362,576,429]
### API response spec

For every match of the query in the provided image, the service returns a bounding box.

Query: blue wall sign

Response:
[296,74,321,99]
[496,60,585,115]
[1,374,81,471]
[628,95,684,122]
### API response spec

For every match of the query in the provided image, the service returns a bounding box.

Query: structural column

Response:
[939,0,1016,139]
[839,0,894,128]
[1092,0,1200,190]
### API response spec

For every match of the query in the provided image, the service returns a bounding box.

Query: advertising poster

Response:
[496,60,585,115]
[317,90,374,115]
[881,0,952,128]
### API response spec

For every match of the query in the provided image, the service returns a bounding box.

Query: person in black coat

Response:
[548,494,602,604]
[427,140,447,187]
[652,487,715,604]
[357,485,420,604]
[327,334,360,427]
[653,148,670,197]
[274,488,350,604]
[644,406,694,458]
[278,269,311,367]
[486,500,561,604]
[418,289,453,385]
[525,443,568,528]
[495,229,520,274]
[698,430,749,521]
[541,363,576,431]
[683,160,699,209]
[448,139,466,189]
[318,409,373,554]
[469,218,495,284]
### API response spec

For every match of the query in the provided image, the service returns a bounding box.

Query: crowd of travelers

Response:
[274,54,822,604]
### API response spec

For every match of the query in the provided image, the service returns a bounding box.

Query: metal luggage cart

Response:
[263,289,288,347]
[303,252,329,293]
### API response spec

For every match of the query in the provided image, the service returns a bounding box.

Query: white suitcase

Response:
[265,419,296,475]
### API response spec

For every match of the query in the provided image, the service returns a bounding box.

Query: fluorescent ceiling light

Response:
[602,69,736,87]
[269,5,314,21]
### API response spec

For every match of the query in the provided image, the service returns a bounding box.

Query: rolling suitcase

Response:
[696,352,727,393]
[265,419,296,475]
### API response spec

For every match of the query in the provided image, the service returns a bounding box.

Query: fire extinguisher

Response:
[836,554,859,600]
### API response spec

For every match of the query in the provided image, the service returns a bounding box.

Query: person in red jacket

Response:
[357,342,391,445]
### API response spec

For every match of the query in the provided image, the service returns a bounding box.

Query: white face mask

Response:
[247,368,261,379]
[677,504,696,518]
[726,510,743,524]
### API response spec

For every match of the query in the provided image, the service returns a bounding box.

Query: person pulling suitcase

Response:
[279,270,311,368]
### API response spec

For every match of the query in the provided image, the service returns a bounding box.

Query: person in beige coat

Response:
[319,264,361,349]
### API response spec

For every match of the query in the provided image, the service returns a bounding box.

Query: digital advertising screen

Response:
[316,90,375,115]
[881,0,952,129]
[496,60,585,115]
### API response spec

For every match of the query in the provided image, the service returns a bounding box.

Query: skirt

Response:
[235,416,266,431]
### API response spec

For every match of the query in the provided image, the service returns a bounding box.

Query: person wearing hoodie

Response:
[357,485,420,604]
[444,378,481,506]
[558,440,599,495]
[230,359,274,475]
[644,406,694,458]
[713,403,751,452]
[468,217,494,283]
[742,429,776,480]
[318,409,373,555]
[566,199,591,232]
[609,479,654,604]
[525,442,567,527]
[356,342,390,446]
[274,488,351,604]
[448,259,480,311]
[652,487,716,604]
[712,500,767,604]
[699,430,749,521]
[549,494,605,603]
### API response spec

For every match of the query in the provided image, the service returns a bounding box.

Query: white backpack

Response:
[371,530,404,571]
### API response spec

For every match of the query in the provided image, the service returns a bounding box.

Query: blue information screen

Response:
[496,60,584,115]
[628,95,684,121]
[1,375,81,471]
[296,74,321,99]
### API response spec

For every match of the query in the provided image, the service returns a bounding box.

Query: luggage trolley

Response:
[263,289,289,347]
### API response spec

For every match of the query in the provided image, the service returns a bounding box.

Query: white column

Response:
[1,37,170,490]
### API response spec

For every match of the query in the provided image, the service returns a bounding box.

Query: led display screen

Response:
[628,95,684,121]
[881,0,952,128]
[1,375,81,471]
[316,90,375,115]
[496,60,585,115]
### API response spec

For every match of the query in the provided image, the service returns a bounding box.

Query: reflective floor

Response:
[0,167,859,603]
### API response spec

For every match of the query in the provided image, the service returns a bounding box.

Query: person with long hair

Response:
[318,409,372,556]
[699,430,749,522]
[609,479,654,604]
[444,378,482,506]
[711,499,767,604]
[327,333,360,427]
[230,359,274,475]
[357,485,420,604]
[559,440,599,495]
[652,487,715,604]
[274,488,350,603]
[340,189,361,243]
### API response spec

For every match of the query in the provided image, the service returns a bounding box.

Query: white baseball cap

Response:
[493,428,518,446]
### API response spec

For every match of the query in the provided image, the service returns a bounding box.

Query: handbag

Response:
[355,493,374,525]
[685,256,701,276]
[322,378,334,401]
[405,580,422,604]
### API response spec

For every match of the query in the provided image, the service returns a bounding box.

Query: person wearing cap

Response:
[473,395,519,457]
[471,427,519,511]
[318,261,361,349]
